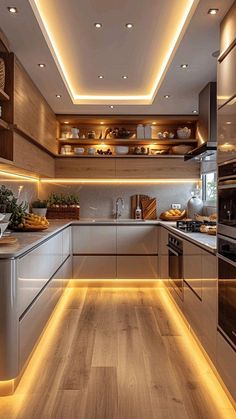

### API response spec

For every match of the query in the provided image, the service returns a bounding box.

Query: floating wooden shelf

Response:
[0,89,10,102]
[56,154,186,159]
[58,138,197,146]
[0,118,9,131]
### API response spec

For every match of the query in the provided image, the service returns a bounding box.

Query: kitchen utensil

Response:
[87,130,96,139]
[157,132,164,139]
[131,195,149,218]
[115,146,129,155]
[177,127,191,139]
[140,197,157,220]
[64,145,72,154]
[71,127,79,138]
[137,124,144,139]
[168,132,175,139]
[171,145,194,155]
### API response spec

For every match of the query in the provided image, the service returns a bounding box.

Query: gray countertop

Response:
[0,219,217,258]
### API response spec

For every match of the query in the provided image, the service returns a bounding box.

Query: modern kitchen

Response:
[0,0,235,418]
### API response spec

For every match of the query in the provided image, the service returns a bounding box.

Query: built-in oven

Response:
[167,234,183,300]
[218,234,236,349]
[218,160,236,238]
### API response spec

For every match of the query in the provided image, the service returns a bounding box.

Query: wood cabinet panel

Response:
[220,1,236,55]
[117,256,157,279]
[55,157,116,178]
[115,158,200,179]
[73,255,116,279]
[117,225,158,254]
[218,45,236,107]
[14,58,57,154]
[13,133,55,177]
[183,240,202,298]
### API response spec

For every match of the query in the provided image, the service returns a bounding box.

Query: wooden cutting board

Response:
[0,236,18,245]
[140,197,157,220]
[131,194,149,219]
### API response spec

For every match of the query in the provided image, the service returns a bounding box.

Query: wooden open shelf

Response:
[56,154,186,159]
[0,89,9,102]
[58,138,197,146]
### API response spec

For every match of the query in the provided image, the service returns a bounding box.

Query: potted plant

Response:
[0,185,18,221]
[47,193,80,219]
[31,199,48,217]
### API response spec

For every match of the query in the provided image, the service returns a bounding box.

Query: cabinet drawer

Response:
[72,226,116,254]
[117,226,158,254]
[218,46,236,108]
[117,256,157,279]
[17,233,63,317]
[19,274,62,369]
[73,255,116,279]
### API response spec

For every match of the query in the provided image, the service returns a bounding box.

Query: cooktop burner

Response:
[176,220,216,233]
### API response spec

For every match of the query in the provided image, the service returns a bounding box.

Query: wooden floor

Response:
[0,287,235,419]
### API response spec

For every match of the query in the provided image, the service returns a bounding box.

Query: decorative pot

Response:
[31,208,47,217]
[187,193,203,219]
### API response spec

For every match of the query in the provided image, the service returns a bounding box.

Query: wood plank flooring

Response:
[0,287,235,419]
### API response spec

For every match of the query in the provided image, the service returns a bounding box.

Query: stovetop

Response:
[176,220,216,233]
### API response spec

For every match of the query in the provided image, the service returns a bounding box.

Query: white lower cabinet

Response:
[117,225,158,254]
[73,255,116,279]
[183,241,202,299]
[17,232,63,317]
[117,256,157,279]
[73,225,116,254]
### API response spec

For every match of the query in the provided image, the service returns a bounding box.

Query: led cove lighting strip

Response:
[0,170,39,182]
[29,0,199,104]
[40,178,199,184]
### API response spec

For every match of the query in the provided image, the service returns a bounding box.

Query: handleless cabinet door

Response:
[117,256,157,279]
[117,226,158,254]
[218,46,236,108]
[17,233,63,317]
[159,227,169,280]
[72,226,116,254]
[183,240,202,299]
[62,227,71,261]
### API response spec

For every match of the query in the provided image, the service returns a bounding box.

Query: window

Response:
[202,171,217,205]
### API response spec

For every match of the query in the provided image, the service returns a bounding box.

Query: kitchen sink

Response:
[78,218,147,223]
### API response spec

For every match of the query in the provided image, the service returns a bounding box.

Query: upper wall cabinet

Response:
[14,58,57,155]
[220,1,236,55]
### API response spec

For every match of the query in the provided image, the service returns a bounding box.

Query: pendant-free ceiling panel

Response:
[29,0,199,104]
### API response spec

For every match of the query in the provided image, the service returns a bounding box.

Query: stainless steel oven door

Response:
[167,245,184,300]
[218,235,236,348]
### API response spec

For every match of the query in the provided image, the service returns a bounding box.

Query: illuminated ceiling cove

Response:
[29,0,199,105]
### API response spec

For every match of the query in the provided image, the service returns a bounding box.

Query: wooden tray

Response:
[0,236,18,245]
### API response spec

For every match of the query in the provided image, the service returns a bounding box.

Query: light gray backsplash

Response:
[0,177,38,211]
[39,182,196,219]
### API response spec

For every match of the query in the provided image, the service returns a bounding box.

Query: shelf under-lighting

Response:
[40,178,199,184]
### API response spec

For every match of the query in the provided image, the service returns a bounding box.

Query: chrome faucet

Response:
[115,197,124,219]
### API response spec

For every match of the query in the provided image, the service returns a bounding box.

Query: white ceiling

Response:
[0,0,234,114]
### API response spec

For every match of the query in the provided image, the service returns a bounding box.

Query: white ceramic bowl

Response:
[74,147,85,155]
[87,147,96,155]
[0,222,9,238]
[115,146,129,155]
[172,145,194,155]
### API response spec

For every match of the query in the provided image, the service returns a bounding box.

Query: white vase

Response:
[187,195,203,219]
[32,208,47,217]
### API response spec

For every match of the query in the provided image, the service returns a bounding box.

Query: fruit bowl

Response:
[159,210,186,221]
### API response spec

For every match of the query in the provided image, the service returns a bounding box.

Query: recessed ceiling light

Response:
[7,6,17,13]
[164,95,170,99]
[208,8,219,15]
[38,63,46,68]
[226,121,232,125]
[98,75,104,79]
[180,64,188,69]
[56,94,61,98]
[94,23,102,28]
[125,23,133,29]
[152,122,157,125]
[110,105,114,109]
[192,110,198,114]
[64,121,69,124]
[122,75,128,79]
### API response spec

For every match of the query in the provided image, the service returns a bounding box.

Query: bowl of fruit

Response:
[159,209,186,221]
[9,203,49,231]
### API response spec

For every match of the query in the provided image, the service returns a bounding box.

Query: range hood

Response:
[184,82,217,161]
